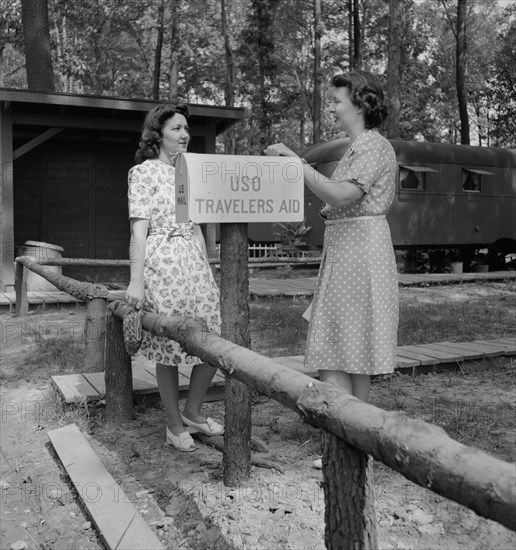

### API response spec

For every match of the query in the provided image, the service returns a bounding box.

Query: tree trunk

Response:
[255,0,278,152]
[105,309,133,423]
[353,0,361,69]
[348,0,353,68]
[221,0,235,107]
[168,0,180,102]
[456,0,470,144]
[322,432,378,549]
[220,223,252,486]
[313,0,322,143]
[84,297,107,372]
[152,0,165,100]
[15,262,28,317]
[20,0,55,91]
[221,0,236,154]
[386,0,401,139]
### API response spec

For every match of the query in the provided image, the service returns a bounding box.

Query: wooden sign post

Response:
[176,153,304,485]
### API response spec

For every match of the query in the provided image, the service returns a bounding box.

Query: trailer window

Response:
[462,168,494,192]
[398,165,436,190]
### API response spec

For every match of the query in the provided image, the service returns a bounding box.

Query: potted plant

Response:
[472,250,489,272]
[446,248,464,274]
[273,220,312,256]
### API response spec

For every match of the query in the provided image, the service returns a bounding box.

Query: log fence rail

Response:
[13,255,516,549]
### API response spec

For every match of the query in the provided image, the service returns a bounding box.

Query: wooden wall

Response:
[14,136,134,283]
[13,131,208,285]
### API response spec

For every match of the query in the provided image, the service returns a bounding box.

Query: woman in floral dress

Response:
[266,70,399,468]
[125,103,223,452]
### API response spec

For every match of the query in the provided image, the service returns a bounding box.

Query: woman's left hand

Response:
[265,143,298,158]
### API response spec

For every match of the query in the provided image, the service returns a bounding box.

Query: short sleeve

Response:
[128,163,154,219]
[335,137,387,194]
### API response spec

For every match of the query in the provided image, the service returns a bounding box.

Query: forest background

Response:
[2,0,515,154]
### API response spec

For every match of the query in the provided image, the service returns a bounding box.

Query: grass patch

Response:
[398,298,515,345]
[0,335,85,384]
[41,383,106,433]
[29,336,84,373]
[250,297,310,355]
[372,360,516,462]
[249,282,516,352]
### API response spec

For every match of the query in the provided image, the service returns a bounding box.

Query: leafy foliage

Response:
[2,0,515,148]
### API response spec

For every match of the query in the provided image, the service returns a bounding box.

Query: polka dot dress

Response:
[305,130,399,375]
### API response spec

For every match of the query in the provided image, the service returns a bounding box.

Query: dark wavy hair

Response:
[331,70,387,129]
[135,103,189,163]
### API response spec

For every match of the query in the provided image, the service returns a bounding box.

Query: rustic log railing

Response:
[21,254,321,267]
[15,256,110,371]
[13,256,516,549]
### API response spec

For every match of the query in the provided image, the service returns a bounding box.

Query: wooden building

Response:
[0,89,244,291]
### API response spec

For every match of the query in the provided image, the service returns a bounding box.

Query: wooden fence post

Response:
[84,298,107,372]
[220,223,252,486]
[14,261,28,317]
[104,308,133,423]
[322,432,378,550]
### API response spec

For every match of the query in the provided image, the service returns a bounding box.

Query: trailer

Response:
[248,139,516,268]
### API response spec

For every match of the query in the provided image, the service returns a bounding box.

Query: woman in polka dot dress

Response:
[125,104,223,452]
[266,70,399,465]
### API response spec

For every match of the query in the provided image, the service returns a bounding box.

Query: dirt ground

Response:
[1,283,515,550]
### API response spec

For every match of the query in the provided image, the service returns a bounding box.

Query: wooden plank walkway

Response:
[52,337,515,404]
[2,270,515,309]
[48,424,165,550]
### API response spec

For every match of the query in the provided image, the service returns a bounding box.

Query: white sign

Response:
[175,153,304,223]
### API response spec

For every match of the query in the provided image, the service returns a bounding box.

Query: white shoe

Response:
[166,428,196,452]
[313,458,322,469]
[181,413,224,436]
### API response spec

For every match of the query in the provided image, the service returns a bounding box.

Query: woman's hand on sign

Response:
[265,143,299,159]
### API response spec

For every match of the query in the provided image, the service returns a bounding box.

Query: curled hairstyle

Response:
[331,70,387,129]
[135,103,189,163]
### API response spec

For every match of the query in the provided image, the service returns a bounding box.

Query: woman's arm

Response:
[301,163,363,207]
[125,218,149,309]
[265,143,363,208]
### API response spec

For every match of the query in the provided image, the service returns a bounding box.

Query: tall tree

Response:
[0,0,22,87]
[239,0,280,152]
[221,0,235,106]
[20,0,55,90]
[152,0,165,100]
[456,0,469,144]
[168,0,180,101]
[221,0,236,153]
[348,0,353,66]
[385,0,401,139]
[313,0,322,142]
[353,0,361,68]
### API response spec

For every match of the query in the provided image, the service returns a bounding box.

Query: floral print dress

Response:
[128,158,221,367]
[305,130,399,375]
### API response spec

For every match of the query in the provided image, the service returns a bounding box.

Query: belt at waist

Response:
[149,228,194,240]
[325,215,386,226]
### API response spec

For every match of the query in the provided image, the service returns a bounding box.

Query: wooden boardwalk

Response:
[52,337,515,404]
[2,270,515,309]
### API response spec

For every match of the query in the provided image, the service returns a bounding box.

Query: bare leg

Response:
[183,362,218,422]
[319,370,371,402]
[350,374,371,402]
[155,363,184,436]
[318,369,353,395]
[314,370,353,470]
